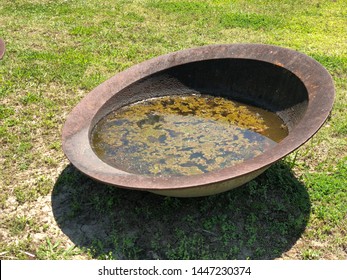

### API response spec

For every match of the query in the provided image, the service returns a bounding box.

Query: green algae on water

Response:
[91,94,288,176]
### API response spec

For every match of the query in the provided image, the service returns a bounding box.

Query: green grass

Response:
[0,0,346,260]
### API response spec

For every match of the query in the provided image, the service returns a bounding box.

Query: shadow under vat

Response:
[52,161,310,259]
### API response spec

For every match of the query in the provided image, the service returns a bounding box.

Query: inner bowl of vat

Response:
[62,44,334,197]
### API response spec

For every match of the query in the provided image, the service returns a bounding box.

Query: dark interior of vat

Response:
[91,59,309,134]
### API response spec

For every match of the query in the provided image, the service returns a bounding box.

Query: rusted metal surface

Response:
[62,44,335,197]
[0,38,5,60]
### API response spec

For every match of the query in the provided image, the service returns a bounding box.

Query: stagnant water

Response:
[91,94,288,176]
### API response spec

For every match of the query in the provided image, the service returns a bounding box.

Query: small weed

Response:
[13,176,53,204]
[20,92,42,105]
[9,216,33,236]
[0,237,36,260]
[17,142,33,154]
[302,249,321,260]
[36,238,81,260]
[166,229,207,260]
[0,105,15,119]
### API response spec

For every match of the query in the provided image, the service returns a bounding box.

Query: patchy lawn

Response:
[0,0,346,259]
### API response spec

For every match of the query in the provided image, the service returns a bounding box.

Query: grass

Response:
[49,161,311,260]
[0,0,346,260]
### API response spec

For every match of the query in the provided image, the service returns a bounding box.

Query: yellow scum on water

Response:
[92,95,286,176]
[115,95,269,132]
